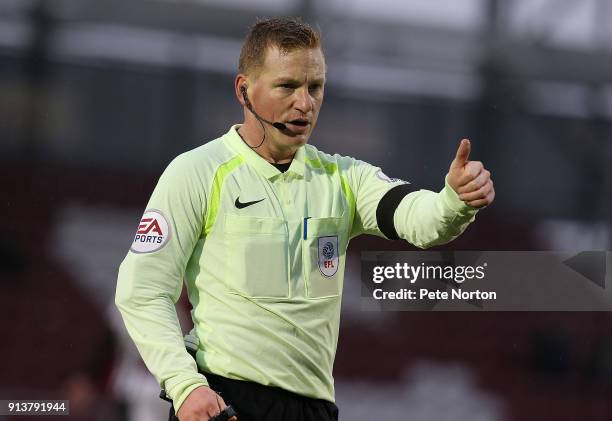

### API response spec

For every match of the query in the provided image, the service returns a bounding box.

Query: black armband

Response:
[375,184,417,240]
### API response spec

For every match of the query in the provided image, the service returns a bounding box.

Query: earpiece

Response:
[240,85,253,110]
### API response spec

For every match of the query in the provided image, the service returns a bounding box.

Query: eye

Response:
[309,84,322,93]
[279,83,296,90]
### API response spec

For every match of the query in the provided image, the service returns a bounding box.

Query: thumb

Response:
[450,138,471,169]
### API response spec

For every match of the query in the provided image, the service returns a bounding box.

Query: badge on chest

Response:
[318,235,339,277]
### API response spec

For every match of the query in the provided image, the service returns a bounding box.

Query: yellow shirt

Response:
[115,125,478,411]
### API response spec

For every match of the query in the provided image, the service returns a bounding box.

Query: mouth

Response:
[285,119,311,133]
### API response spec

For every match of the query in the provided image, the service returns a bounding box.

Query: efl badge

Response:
[318,236,339,277]
[130,209,170,253]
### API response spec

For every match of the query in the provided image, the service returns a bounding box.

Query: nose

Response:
[294,87,313,114]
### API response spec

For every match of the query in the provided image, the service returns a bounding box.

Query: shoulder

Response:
[303,144,404,189]
[303,144,366,174]
[162,134,239,184]
[174,135,235,169]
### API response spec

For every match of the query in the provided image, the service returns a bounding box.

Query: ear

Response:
[235,74,249,106]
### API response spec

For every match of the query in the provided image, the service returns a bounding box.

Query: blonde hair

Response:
[238,17,322,76]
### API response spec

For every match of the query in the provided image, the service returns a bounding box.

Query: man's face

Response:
[247,46,326,149]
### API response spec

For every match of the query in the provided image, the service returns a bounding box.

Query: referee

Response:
[116,17,494,421]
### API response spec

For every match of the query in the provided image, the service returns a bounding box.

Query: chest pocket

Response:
[224,214,289,298]
[303,217,347,299]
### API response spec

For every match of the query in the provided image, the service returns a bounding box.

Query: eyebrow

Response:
[273,77,326,85]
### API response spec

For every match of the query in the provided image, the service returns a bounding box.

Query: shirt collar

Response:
[224,124,305,179]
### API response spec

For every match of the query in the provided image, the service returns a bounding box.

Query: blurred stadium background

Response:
[2,0,612,420]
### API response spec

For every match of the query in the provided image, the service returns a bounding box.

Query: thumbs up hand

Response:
[447,139,495,209]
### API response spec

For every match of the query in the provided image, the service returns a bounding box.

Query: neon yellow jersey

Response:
[115,125,478,411]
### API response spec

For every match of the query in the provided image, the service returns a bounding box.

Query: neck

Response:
[237,123,296,164]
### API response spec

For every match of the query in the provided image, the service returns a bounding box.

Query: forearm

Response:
[393,177,478,249]
[115,257,208,411]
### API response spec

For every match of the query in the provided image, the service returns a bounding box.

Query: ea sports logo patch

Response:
[130,209,170,253]
[318,235,339,277]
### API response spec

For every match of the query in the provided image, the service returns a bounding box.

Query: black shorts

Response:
[169,372,339,421]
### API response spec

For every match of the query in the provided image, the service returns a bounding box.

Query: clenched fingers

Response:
[457,170,491,196]
[459,178,494,201]
[456,161,484,186]
[465,184,495,208]
[176,386,238,421]
[209,394,238,421]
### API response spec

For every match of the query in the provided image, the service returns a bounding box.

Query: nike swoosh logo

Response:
[235,197,265,209]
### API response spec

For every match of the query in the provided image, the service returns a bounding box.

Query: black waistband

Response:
[202,371,334,405]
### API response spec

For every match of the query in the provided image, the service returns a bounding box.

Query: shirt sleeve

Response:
[343,157,478,247]
[392,175,478,248]
[115,153,209,412]
[341,157,410,238]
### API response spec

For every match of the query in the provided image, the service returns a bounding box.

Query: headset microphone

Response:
[241,86,287,131]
